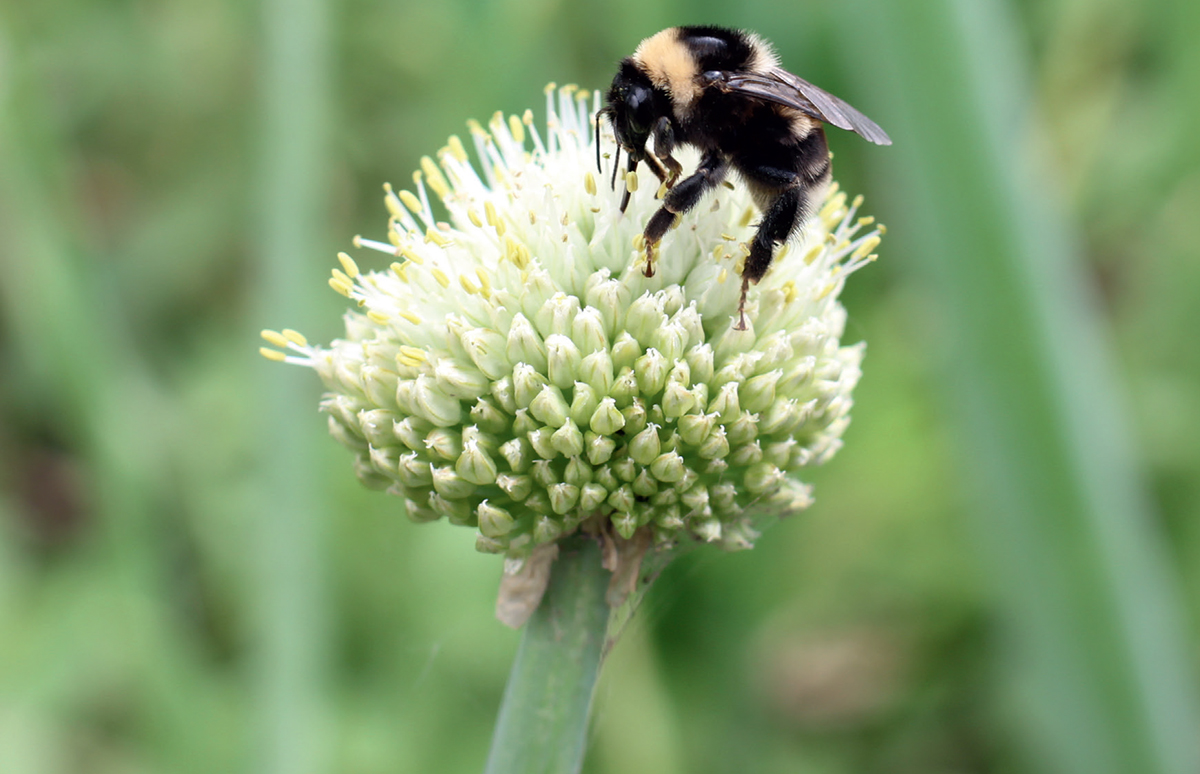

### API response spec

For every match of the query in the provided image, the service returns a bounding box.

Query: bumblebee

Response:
[601,26,891,329]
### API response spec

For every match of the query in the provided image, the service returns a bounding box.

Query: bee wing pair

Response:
[712,68,893,146]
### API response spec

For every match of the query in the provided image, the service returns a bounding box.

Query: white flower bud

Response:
[624,292,665,345]
[685,344,714,385]
[579,350,614,394]
[431,466,476,499]
[545,334,583,389]
[580,483,608,512]
[393,416,430,451]
[610,331,642,372]
[698,426,730,460]
[497,473,533,501]
[361,364,399,409]
[742,369,782,413]
[413,375,463,427]
[621,400,648,436]
[489,376,517,414]
[708,381,741,421]
[744,462,784,495]
[609,368,639,408]
[470,398,508,434]
[499,437,533,473]
[726,410,759,447]
[358,409,397,449]
[398,453,434,488]
[728,440,764,467]
[424,427,462,460]
[564,456,593,487]
[678,412,717,446]
[548,484,580,516]
[661,381,696,418]
[649,321,688,363]
[584,276,628,337]
[434,358,490,400]
[506,313,548,372]
[632,468,658,497]
[459,327,510,380]
[528,427,558,459]
[572,306,609,354]
[535,292,581,337]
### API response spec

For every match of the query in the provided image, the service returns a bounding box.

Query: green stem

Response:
[484,534,611,774]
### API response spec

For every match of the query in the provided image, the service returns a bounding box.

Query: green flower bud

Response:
[649,321,688,363]
[489,375,517,414]
[609,367,639,408]
[470,397,508,434]
[634,348,669,396]
[608,484,635,514]
[478,500,515,537]
[728,440,764,467]
[685,344,715,385]
[625,292,665,345]
[548,483,580,515]
[698,426,730,460]
[513,363,549,410]
[586,433,617,466]
[457,440,499,485]
[398,453,434,488]
[529,384,570,428]
[499,437,533,473]
[534,514,565,543]
[359,409,397,449]
[432,466,477,499]
[621,399,648,436]
[424,427,462,460]
[612,457,636,483]
[744,462,784,495]
[610,331,642,372]
[528,427,558,459]
[580,483,608,512]
[413,375,463,427]
[629,424,662,466]
[535,292,581,338]
[662,381,696,418]
[742,369,782,412]
[632,468,658,497]
[564,456,593,487]
[708,381,741,421]
[678,412,717,446]
[551,419,585,458]
[569,382,599,426]
[650,451,686,483]
[589,397,625,435]
[726,410,759,447]
[430,492,473,524]
[405,496,440,523]
[497,473,534,501]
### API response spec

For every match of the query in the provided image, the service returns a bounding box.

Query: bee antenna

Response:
[610,143,621,191]
[595,111,602,174]
[618,154,637,214]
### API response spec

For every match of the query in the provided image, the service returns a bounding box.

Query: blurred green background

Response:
[2,0,1198,772]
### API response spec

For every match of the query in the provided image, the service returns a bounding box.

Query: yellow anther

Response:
[421,156,449,198]
[281,329,308,347]
[399,310,421,324]
[720,233,736,241]
[475,267,492,296]
[387,226,402,248]
[331,268,352,286]
[522,109,534,126]
[625,170,638,192]
[857,216,876,227]
[400,246,425,265]
[260,347,287,362]
[391,262,409,282]
[827,181,840,198]
[467,118,487,137]
[633,234,645,250]
[431,268,451,288]
[544,82,557,95]
[328,278,352,297]
[804,244,823,265]
[468,209,483,227]
[739,207,755,228]
[484,200,499,227]
[399,345,427,362]
[383,183,403,218]
[560,212,570,226]
[877,224,888,235]
[722,180,735,190]
[337,252,359,278]
[852,235,881,260]
[352,235,363,248]
[718,268,729,284]
[367,310,391,324]
[591,206,601,213]
[459,274,480,294]
[562,83,578,96]
[399,189,423,214]
[777,244,791,261]
[584,172,597,196]
[508,115,525,144]
[852,194,864,208]
[782,281,798,303]
[713,244,726,261]
[396,353,422,368]
[261,329,288,347]
[529,211,537,225]
[816,283,836,300]
[447,135,469,161]
[424,228,449,247]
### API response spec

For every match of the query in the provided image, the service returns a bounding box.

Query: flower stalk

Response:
[484,533,611,774]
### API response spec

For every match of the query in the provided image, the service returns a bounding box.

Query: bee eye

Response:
[626,87,653,134]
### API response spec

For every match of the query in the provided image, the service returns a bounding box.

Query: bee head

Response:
[604,61,659,162]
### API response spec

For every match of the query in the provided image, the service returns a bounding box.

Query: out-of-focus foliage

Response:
[0,0,1196,772]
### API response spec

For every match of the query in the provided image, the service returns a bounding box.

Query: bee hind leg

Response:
[736,181,806,330]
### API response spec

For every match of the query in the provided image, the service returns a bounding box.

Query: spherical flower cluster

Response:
[261,85,880,561]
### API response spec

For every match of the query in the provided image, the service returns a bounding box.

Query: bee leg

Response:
[652,117,682,188]
[736,182,806,330]
[642,151,728,277]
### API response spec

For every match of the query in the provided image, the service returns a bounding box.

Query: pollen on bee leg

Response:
[656,181,669,199]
